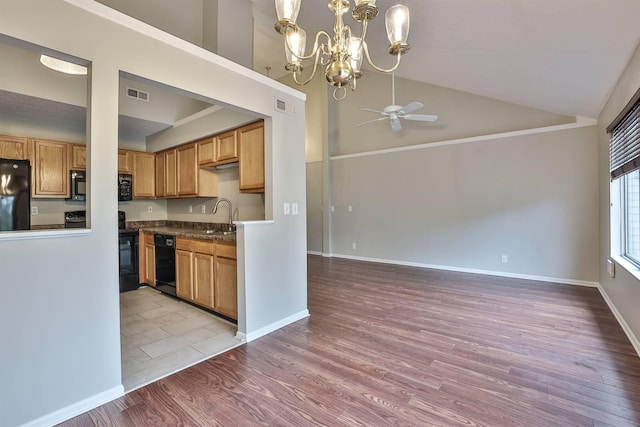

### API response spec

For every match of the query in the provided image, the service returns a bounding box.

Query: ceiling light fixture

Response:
[274,0,411,100]
[39,54,87,76]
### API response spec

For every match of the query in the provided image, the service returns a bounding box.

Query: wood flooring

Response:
[59,255,640,426]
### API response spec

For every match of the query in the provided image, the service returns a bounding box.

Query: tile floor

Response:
[120,286,243,392]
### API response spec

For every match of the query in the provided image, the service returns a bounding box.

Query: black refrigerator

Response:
[0,158,31,231]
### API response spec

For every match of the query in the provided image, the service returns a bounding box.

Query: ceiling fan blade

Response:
[361,108,387,115]
[355,117,388,127]
[390,117,402,132]
[403,114,438,122]
[398,101,424,115]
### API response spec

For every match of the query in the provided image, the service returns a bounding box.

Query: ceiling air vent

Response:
[274,98,295,115]
[126,87,150,102]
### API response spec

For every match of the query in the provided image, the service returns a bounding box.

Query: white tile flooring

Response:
[120,286,243,392]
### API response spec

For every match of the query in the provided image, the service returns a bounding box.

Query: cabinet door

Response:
[215,255,237,319]
[176,249,194,300]
[177,143,198,196]
[133,152,155,198]
[143,241,156,286]
[32,139,69,197]
[118,149,131,173]
[194,252,215,309]
[0,135,30,160]
[155,152,165,197]
[215,130,238,163]
[197,137,215,165]
[238,121,265,193]
[70,144,87,170]
[165,149,177,197]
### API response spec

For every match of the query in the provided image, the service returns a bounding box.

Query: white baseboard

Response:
[245,309,310,342]
[328,253,600,287]
[307,250,323,256]
[597,285,640,357]
[20,385,124,427]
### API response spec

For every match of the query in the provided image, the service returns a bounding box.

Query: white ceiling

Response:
[251,0,640,118]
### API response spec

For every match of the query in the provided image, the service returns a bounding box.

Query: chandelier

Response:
[274,0,411,100]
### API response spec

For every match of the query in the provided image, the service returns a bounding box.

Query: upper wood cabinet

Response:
[215,130,238,164]
[32,139,69,198]
[118,149,131,173]
[132,152,155,198]
[177,143,198,196]
[238,121,265,193]
[0,135,31,161]
[165,149,177,197]
[154,152,166,198]
[197,137,215,166]
[70,144,87,170]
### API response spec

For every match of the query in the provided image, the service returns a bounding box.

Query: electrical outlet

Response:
[202,205,206,214]
[147,206,153,213]
[188,205,193,213]
[352,242,357,249]
[348,205,353,212]
[331,206,335,212]
[292,202,298,215]
[501,255,508,264]
[284,202,290,215]
[31,206,38,215]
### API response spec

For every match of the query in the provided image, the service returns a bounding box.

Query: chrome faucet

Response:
[213,198,233,228]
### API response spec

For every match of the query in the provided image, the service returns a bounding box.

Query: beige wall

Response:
[332,72,575,156]
[598,41,640,343]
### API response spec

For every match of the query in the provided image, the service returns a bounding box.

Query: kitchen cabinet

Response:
[197,137,215,166]
[32,139,69,198]
[132,151,155,198]
[193,240,215,308]
[140,232,156,286]
[0,135,31,160]
[118,149,131,173]
[154,152,165,198]
[70,144,87,170]
[216,130,239,164]
[214,243,237,319]
[177,143,197,196]
[171,237,236,319]
[238,121,265,193]
[165,149,177,197]
[176,238,194,300]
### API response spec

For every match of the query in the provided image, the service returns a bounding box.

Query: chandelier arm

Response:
[362,43,403,73]
[292,49,324,86]
[285,29,333,62]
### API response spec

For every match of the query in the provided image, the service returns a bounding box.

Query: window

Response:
[610,88,640,268]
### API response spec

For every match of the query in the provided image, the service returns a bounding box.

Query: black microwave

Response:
[118,173,133,201]
[69,170,86,201]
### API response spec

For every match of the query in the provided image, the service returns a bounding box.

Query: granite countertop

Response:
[127,220,236,243]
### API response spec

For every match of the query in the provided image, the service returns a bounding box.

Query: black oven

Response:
[119,211,139,292]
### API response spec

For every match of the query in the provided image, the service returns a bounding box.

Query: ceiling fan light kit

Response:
[274,0,411,100]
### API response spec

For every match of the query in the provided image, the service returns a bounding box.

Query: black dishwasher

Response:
[154,234,176,297]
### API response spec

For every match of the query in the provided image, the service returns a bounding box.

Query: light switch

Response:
[348,205,353,212]
[31,206,38,215]
[292,202,298,215]
[284,202,290,215]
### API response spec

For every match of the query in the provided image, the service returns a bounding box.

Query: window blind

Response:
[609,89,640,180]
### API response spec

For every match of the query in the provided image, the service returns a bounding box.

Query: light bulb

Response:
[385,5,410,45]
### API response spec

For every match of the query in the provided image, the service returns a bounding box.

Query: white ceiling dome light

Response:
[39,54,87,76]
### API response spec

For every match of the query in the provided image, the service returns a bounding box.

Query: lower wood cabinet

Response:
[173,237,237,320]
[140,232,156,286]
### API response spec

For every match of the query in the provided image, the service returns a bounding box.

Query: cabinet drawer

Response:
[194,240,215,255]
[216,243,236,259]
[176,237,194,251]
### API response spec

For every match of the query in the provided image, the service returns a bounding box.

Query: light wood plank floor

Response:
[61,255,640,426]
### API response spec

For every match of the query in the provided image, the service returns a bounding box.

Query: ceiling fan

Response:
[356,73,438,132]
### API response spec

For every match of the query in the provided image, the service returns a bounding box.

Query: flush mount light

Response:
[39,54,87,75]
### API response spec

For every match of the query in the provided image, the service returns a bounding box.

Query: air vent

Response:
[126,87,150,102]
[274,98,295,115]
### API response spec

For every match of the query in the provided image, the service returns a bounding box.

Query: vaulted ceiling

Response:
[252,0,640,119]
